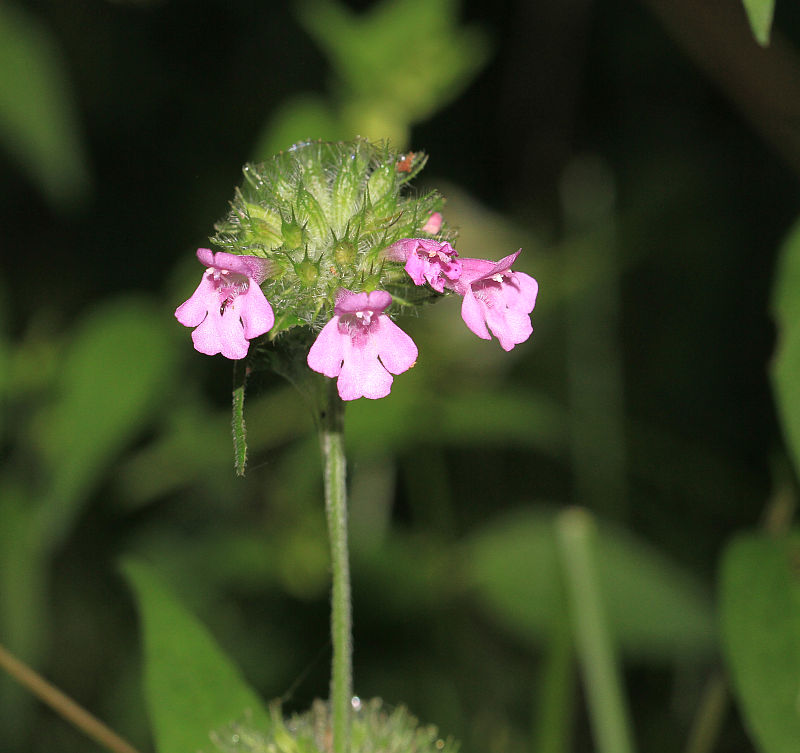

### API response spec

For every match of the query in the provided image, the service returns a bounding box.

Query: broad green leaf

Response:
[32,298,175,544]
[771,217,800,476]
[466,508,715,659]
[742,0,775,47]
[720,532,800,753]
[122,560,272,753]
[0,3,89,209]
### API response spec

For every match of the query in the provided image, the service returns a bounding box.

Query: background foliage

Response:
[2,0,800,752]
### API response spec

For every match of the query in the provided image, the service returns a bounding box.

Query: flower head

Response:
[307,289,418,400]
[175,248,275,359]
[385,238,462,293]
[450,250,538,351]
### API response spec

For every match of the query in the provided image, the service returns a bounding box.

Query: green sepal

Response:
[296,186,329,245]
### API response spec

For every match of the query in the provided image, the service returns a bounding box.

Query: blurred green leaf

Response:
[771,217,800,477]
[0,483,49,744]
[720,532,800,753]
[297,0,489,144]
[742,0,775,47]
[33,297,176,543]
[466,508,715,659]
[347,387,567,457]
[0,3,89,209]
[122,560,272,753]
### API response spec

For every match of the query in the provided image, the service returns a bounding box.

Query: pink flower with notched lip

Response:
[384,238,462,293]
[175,248,275,360]
[307,288,418,401]
[449,249,538,351]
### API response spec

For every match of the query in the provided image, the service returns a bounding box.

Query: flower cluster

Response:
[175,140,538,400]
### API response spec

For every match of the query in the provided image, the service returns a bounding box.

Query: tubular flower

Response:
[384,238,462,293]
[449,250,538,351]
[307,289,418,401]
[175,248,275,360]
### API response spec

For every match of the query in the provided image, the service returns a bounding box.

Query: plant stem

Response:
[684,670,728,753]
[532,604,574,753]
[556,507,636,753]
[0,642,143,753]
[318,378,351,753]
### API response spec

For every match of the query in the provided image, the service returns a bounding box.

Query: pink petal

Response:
[175,274,216,327]
[512,272,539,311]
[404,250,428,286]
[307,318,347,378]
[191,309,250,359]
[485,305,533,351]
[236,282,275,339]
[374,317,418,374]
[337,338,393,400]
[460,289,491,340]
[456,258,498,287]
[383,239,417,262]
[334,289,392,315]
[197,248,272,283]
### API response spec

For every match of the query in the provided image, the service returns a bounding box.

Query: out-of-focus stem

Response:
[0,642,143,753]
[556,507,636,753]
[684,670,728,753]
[318,379,351,753]
[532,604,574,753]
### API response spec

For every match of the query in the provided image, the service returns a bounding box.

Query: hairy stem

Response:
[318,378,351,753]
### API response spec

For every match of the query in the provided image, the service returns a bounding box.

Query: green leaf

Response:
[0,3,90,209]
[465,508,715,659]
[771,217,800,476]
[32,298,175,544]
[742,0,775,47]
[122,560,272,753]
[720,532,800,753]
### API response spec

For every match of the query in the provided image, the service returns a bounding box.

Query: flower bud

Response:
[294,253,320,287]
[333,239,356,265]
[281,215,305,249]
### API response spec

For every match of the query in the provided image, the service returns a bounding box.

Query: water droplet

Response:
[351,695,362,711]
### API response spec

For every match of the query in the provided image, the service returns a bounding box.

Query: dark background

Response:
[2,1,798,752]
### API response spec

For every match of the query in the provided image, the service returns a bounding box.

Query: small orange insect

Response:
[396,152,415,172]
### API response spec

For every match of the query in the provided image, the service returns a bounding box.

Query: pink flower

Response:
[175,248,275,360]
[422,211,443,234]
[450,250,538,351]
[307,289,418,401]
[384,238,462,293]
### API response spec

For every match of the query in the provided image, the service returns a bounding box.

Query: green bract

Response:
[211,139,452,336]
